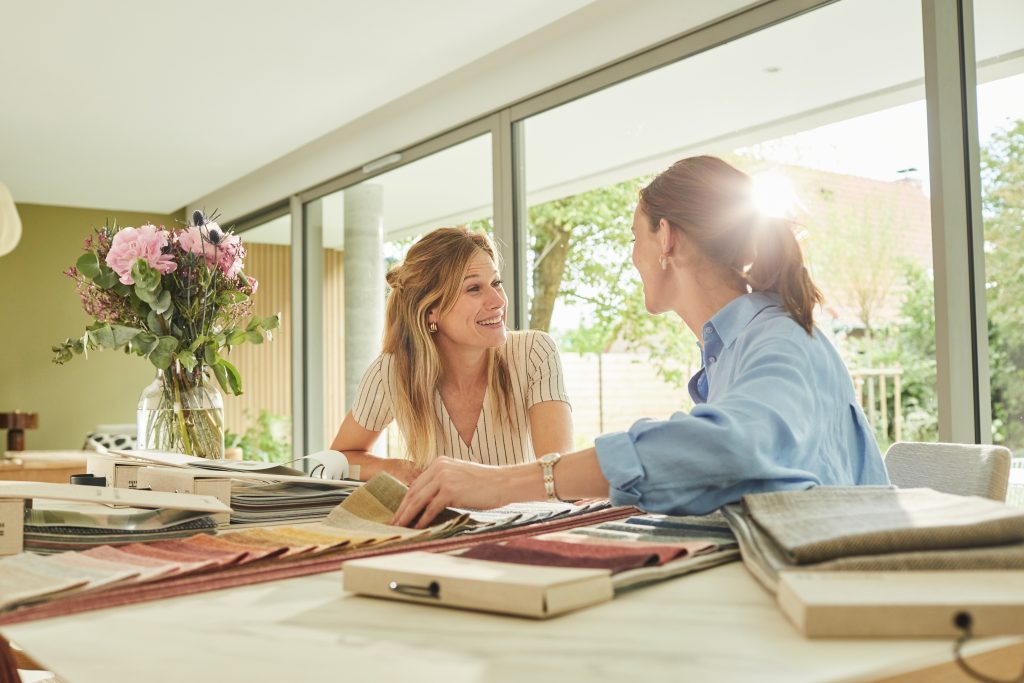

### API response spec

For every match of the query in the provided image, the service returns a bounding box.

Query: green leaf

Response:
[226,329,248,347]
[218,291,248,306]
[188,336,207,353]
[263,314,280,331]
[146,311,162,333]
[88,324,141,350]
[151,289,172,315]
[133,331,158,356]
[176,351,198,372]
[211,362,230,394]
[76,252,101,279]
[131,260,162,301]
[148,336,180,370]
[95,269,119,289]
[246,330,263,344]
[203,343,218,367]
[217,358,243,396]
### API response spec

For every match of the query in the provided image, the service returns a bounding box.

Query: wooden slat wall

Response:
[323,248,346,445]
[222,243,293,436]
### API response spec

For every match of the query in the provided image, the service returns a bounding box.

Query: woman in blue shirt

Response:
[394,156,889,527]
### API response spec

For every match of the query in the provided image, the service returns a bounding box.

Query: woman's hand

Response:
[392,457,508,529]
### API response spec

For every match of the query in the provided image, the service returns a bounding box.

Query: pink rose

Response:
[246,275,259,294]
[176,223,245,279]
[104,224,177,285]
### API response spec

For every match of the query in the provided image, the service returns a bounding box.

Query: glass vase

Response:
[137,363,225,459]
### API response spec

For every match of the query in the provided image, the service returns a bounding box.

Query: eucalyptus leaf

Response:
[133,332,158,356]
[151,289,172,315]
[76,252,100,279]
[95,269,119,289]
[148,336,180,370]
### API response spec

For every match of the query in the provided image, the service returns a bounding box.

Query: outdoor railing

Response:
[850,367,904,443]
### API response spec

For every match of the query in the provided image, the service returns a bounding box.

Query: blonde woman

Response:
[330,227,574,482]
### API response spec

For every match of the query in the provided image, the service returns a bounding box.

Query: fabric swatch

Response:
[460,536,695,574]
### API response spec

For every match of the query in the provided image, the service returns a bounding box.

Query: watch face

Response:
[540,453,560,465]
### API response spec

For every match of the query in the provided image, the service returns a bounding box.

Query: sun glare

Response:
[751,170,801,219]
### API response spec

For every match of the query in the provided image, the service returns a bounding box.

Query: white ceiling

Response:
[0,0,596,212]
[244,0,1024,249]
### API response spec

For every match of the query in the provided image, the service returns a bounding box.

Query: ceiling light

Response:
[0,182,22,258]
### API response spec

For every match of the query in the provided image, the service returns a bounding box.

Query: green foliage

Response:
[981,119,1024,448]
[52,221,281,397]
[526,177,700,387]
[225,410,293,464]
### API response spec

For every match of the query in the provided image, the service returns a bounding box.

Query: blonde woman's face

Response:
[432,250,507,349]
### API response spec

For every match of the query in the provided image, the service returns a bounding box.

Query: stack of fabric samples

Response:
[459,511,741,590]
[0,473,471,613]
[228,480,355,525]
[721,486,1024,592]
[455,499,612,533]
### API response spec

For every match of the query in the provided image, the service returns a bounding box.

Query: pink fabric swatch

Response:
[460,536,698,574]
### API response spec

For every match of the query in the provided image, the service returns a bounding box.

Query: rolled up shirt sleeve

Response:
[594,338,827,515]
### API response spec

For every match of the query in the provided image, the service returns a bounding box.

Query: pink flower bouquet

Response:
[53,211,279,457]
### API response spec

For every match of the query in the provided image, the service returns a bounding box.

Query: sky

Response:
[738,72,1024,196]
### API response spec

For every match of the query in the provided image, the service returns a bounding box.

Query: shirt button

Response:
[709,356,717,363]
[704,325,714,336]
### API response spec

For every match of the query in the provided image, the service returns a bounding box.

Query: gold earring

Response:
[659,256,669,271]
[429,321,437,333]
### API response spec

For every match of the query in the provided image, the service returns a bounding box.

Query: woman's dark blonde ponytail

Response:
[640,156,823,335]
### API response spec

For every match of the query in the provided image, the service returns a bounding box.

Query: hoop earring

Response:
[429,321,438,333]
[659,256,669,271]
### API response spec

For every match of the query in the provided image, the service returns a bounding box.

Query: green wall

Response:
[0,203,184,451]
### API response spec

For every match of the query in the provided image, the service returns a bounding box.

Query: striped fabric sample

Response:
[460,536,705,574]
[351,330,570,465]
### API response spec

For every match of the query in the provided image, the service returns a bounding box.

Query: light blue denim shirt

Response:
[594,292,889,515]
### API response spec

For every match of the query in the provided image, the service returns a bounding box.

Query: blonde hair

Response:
[383,227,514,467]
[639,156,823,334]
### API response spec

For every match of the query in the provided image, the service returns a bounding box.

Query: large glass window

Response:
[225,214,293,462]
[521,0,933,451]
[975,0,1024,504]
[310,134,493,454]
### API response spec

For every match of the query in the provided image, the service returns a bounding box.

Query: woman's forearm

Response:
[502,447,609,504]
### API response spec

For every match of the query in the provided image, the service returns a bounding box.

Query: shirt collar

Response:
[704,292,782,350]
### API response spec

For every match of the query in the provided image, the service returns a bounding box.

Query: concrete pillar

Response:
[343,183,385,410]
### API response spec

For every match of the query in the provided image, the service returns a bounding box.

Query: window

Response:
[226,214,293,460]
[975,0,1024,501]
[520,0,933,450]
[310,134,493,454]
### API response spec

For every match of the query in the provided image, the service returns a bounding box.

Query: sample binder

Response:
[777,570,1024,637]
[342,551,614,618]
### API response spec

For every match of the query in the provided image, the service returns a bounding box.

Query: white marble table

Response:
[4,562,1022,682]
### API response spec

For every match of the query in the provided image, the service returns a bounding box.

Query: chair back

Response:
[884,441,1012,501]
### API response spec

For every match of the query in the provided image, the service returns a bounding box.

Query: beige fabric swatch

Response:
[0,560,87,610]
[743,486,1024,564]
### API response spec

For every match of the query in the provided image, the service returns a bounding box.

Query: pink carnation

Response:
[104,224,177,285]
[176,223,245,279]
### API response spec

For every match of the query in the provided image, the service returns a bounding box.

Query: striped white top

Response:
[351,330,571,465]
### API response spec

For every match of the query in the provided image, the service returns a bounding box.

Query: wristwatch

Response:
[538,452,562,502]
